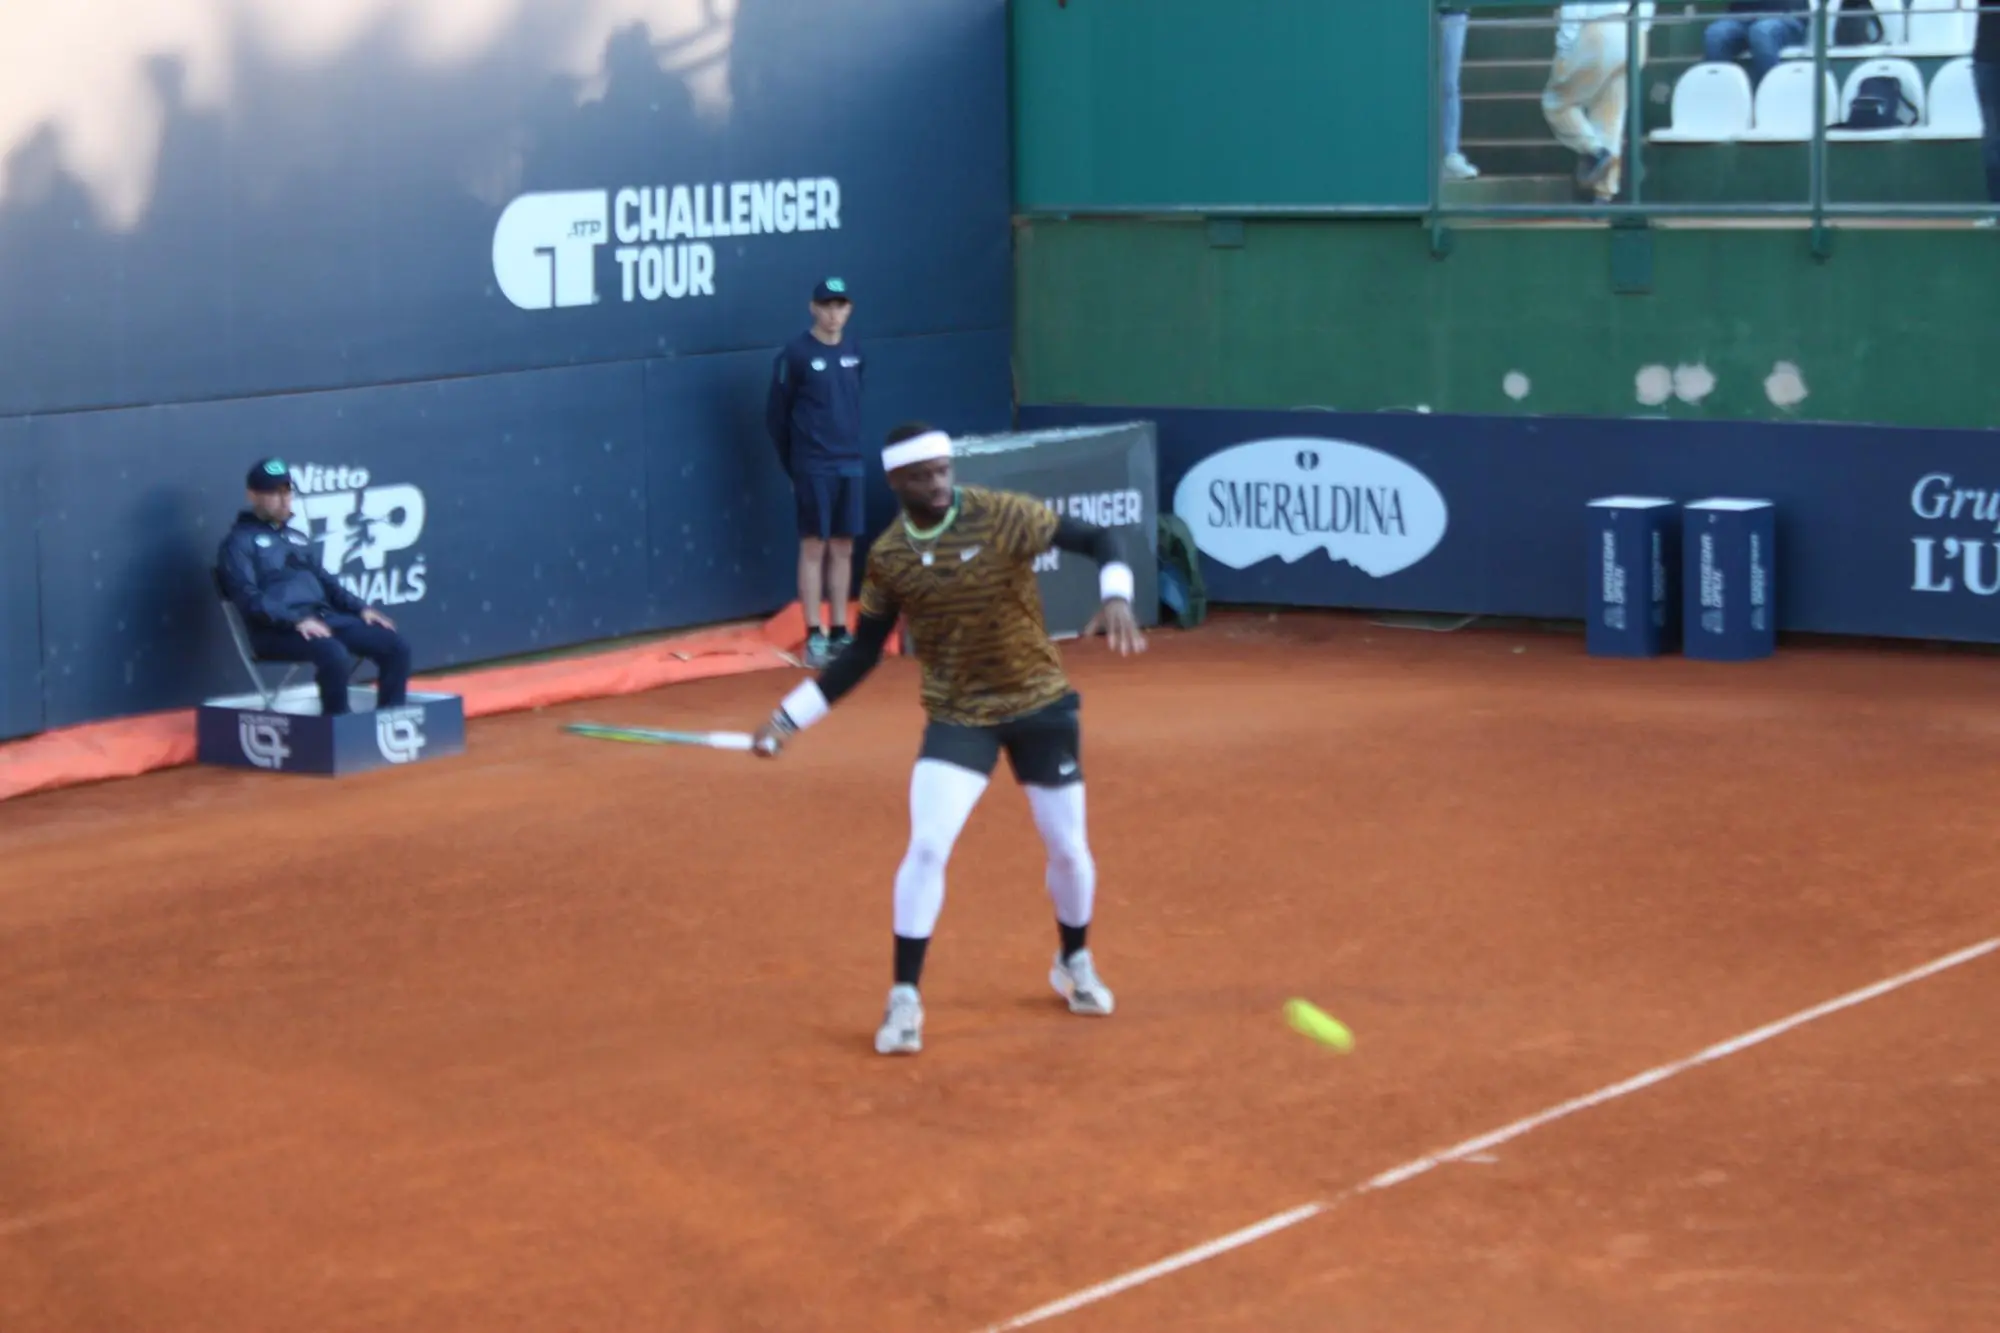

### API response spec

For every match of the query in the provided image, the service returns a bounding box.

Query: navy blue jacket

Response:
[765,331,865,475]
[215,510,364,631]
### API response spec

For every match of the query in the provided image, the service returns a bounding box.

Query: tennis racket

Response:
[565,722,761,752]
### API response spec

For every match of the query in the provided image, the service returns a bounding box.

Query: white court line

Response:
[981,935,2000,1332]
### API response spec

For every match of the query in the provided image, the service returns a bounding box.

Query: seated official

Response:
[215,457,412,716]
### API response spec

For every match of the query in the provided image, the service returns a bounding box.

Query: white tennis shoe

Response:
[1050,948,1115,1016]
[875,983,924,1055]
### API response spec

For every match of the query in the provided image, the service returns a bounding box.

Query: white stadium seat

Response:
[1828,56,1927,137]
[1651,62,1755,143]
[1739,60,1841,141]
[1877,0,1912,47]
[1911,56,1983,138]
[1783,0,1906,57]
[1900,0,1974,56]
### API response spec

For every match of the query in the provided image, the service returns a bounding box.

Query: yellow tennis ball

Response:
[1284,998,1354,1053]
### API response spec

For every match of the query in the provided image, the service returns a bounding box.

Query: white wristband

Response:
[1099,562,1135,604]
[778,679,830,731]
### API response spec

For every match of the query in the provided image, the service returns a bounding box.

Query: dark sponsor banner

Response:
[0,0,1007,416]
[1017,403,2000,644]
[30,362,656,730]
[952,422,1160,637]
[4,329,1006,738]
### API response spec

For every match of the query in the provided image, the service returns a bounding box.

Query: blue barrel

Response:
[1682,498,1776,661]
[1586,497,1679,657]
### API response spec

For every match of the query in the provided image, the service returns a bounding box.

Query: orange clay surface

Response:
[1,610,1995,1332]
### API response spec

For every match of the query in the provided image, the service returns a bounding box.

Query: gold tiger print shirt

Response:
[858,486,1068,727]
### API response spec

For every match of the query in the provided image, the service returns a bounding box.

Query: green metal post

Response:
[1626,4,1645,206]
[1810,4,1833,259]
[1429,2,1451,257]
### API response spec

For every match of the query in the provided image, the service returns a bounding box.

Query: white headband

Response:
[882,430,952,473]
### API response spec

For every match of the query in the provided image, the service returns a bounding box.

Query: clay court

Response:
[2,611,1996,1332]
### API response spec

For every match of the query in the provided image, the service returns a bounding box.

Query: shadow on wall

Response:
[0,0,885,416]
[0,1,741,228]
[0,0,1009,419]
[0,0,1015,735]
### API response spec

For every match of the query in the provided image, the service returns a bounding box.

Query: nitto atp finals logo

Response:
[285,463,429,606]
[492,176,842,311]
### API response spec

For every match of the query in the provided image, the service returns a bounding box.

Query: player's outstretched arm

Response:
[752,609,898,756]
[1048,516,1147,656]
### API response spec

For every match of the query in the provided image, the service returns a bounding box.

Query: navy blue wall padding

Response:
[0,1,1012,738]
[0,1,1010,417]
[0,423,40,740]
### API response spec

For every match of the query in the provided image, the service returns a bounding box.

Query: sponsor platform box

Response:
[1586,496,1679,657]
[1682,498,1776,662]
[197,685,466,777]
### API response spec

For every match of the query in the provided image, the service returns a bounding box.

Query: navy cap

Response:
[246,457,292,492]
[811,276,851,303]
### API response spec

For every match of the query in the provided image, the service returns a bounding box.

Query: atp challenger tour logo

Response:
[284,463,429,606]
[1172,437,1448,574]
[493,176,842,311]
[1909,472,2000,595]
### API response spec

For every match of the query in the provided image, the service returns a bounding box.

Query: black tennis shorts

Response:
[919,691,1083,787]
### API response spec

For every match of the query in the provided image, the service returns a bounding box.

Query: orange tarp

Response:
[0,604,893,804]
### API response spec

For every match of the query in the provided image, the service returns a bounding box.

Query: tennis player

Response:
[753,422,1147,1055]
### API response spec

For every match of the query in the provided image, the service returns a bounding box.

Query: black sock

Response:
[894,934,930,988]
[1059,922,1089,961]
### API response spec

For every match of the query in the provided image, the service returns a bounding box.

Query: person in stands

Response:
[1703,0,1810,89]
[1542,3,1651,203]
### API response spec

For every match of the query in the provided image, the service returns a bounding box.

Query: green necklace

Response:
[903,492,960,565]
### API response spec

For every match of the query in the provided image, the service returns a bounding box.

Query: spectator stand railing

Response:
[1431,0,1998,260]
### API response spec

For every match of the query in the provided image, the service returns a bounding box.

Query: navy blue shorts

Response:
[795,470,866,540]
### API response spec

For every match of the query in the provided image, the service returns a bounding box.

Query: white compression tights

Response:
[892,759,1097,938]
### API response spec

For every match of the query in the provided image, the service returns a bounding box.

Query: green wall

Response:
[1013,219,2000,429]
[1010,0,1430,211]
